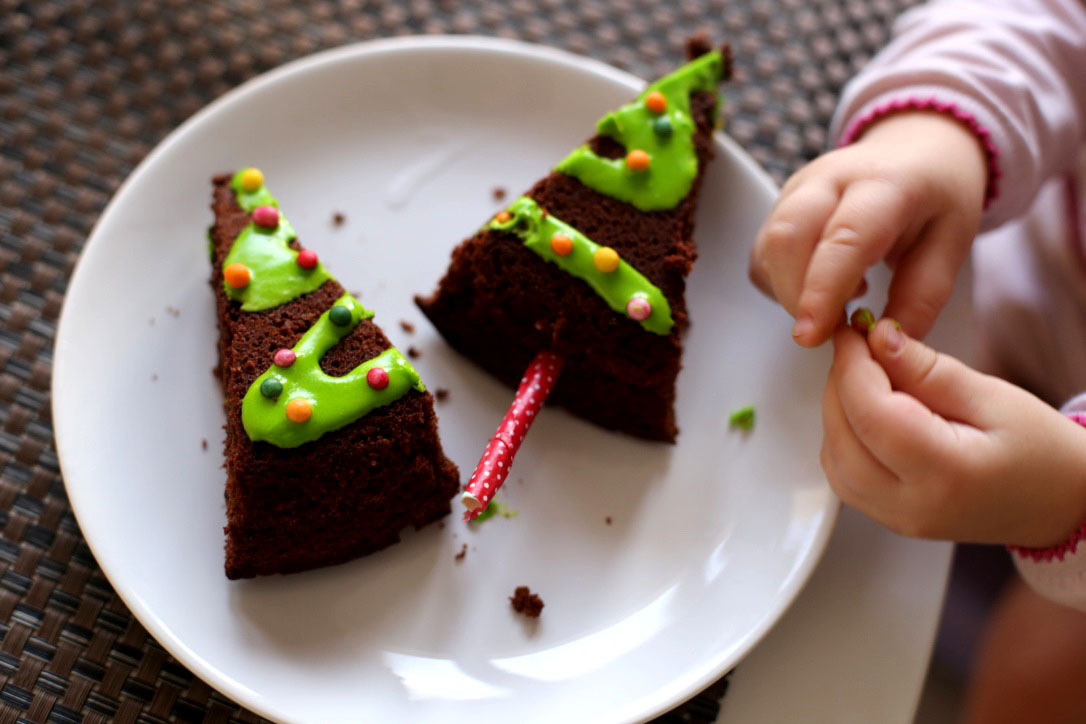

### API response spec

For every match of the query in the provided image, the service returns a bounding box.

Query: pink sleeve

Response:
[829,0,1086,230]
[1009,393,1086,612]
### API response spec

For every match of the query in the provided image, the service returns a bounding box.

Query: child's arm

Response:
[825,320,1086,610]
[751,0,1086,348]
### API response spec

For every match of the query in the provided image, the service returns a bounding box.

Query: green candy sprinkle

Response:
[652,116,674,138]
[259,377,283,399]
[328,305,352,326]
[850,307,876,336]
[728,405,755,431]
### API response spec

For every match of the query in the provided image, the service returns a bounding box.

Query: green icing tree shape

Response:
[555,50,725,211]
[490,196,674,334]
[223,170,333,311]
[242,293,425,448]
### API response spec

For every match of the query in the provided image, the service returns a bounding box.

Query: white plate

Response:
[53,37,836,723]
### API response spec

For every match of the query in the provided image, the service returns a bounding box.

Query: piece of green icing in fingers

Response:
[490,196,674,335]
[223,168,333,311]
[242,293,425,448]
[555,50,725,211]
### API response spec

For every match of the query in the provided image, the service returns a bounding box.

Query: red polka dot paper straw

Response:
[461,350,564,521]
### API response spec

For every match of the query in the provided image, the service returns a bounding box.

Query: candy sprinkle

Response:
[285,398,312,423]
[296,249,318,270]
[850,307,876,336]
[273,348,296,367]
[328,305,352,326]
[239,168,264,191]
[593,247,620,273]
[260,377,283,399]
[495,210,512,223]
[626,296,652,321]
[653,116,674,138]
[625,149,651,172]
[224,263,251,289]
[252,205,279,229]
[366,366,389,390]
[645,90,667,114]
[550,233,573,257]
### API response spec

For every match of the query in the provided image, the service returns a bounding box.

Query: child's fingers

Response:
[793,179,914,347]
[831,326,958,476]
[749,182,840,315]
[866,319,987,425]
[882,216,970,339]
[820,370,903,521]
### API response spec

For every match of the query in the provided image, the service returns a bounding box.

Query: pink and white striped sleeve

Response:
[1008,394,1086,611]
[829,0,1086,230]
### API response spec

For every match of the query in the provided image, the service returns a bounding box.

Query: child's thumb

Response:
[866,318,982,421]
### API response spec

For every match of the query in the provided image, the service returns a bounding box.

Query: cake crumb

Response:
[201,438,208,451]
[438,521,445,529]
[332,211,346,226]
[605,516,612,525]
[510,586,544,618]
[350,290,362,299]
[407,346,421,359]
[454,544,467,562]
[435,388,449,402]
[151,373,158,382]
[165,305,180,317]
[492,186,507,201]
[399,320,415,334]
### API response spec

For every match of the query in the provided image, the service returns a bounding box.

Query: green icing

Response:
[555,50,725,211]
[223,170,333,311]
[229,169,277,211]
[241,293,425,448]
[490,196,674,335]
[728,405,755,431]
[471,501,518,525]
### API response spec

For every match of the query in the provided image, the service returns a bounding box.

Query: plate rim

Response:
[52,34,838,723]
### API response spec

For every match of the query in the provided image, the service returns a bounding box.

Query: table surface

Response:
[0,1,931,721]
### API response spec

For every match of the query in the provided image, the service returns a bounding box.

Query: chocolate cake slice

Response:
[417,39,731,441]
[210,169,459,579]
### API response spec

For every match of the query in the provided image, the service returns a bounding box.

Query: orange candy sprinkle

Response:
[285,398,312,424]
[550,233,573,256]
[645,91,667,114]
[495,211,512,223]
[625,149,651,172]
[224,263,251,288]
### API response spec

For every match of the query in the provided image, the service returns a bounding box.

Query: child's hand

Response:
[749,112,988,346]
[822,319,1086,548]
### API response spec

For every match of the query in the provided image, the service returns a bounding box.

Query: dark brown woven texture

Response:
[0,0,922,721]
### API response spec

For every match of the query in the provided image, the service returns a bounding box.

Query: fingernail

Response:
[884,320,905,353]
[792,315,814,342]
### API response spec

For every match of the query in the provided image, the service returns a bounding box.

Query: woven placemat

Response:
[0,0,921,721]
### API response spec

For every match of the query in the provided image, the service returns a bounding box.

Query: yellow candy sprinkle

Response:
[593,247,620,273]
[240,168,264,192]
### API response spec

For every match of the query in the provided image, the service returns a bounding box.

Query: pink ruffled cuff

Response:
[1008,408,1086,562]
[839,97,1002,209]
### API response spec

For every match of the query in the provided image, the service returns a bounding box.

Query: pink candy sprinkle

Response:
[296,249,318,269]
[366,367,389,390]
[626,297,652,321]
[252,205,279,229]
[273,348,296,367]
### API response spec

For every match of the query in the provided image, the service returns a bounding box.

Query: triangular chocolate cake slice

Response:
[210,169,459,579]
[417,40,731,442]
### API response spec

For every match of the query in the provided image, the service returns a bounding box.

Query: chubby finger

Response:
[866,318,988,425]
[749,182,839,315]
[820,369,901,519]
[882,216,971,339]
[832,326,958,476]
[793,179,915,347]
